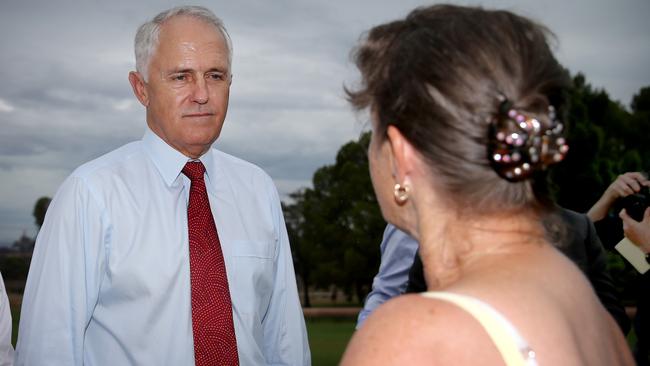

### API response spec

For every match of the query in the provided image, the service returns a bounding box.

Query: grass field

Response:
[306,318,356,366]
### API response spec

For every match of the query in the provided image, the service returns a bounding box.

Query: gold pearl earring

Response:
[393,183,410,204]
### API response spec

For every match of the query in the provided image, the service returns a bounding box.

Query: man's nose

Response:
[191,78,209,104]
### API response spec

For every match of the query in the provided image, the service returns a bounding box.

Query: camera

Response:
[619,185,650,222]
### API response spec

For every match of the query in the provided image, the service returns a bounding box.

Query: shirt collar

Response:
[142,127,215,187]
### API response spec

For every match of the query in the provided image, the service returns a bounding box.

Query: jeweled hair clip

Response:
[488,100,569,182]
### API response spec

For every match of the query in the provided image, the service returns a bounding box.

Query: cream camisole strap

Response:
[420,291,538,366]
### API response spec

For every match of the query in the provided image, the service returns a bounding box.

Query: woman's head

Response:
[348,5,570,221]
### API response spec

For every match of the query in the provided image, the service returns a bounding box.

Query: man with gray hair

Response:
[15,6,310,365]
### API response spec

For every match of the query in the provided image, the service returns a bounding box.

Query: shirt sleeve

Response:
[261,180,311,365]
[356,224,419,328]
[0,272,14,366]
[14,176,107,365]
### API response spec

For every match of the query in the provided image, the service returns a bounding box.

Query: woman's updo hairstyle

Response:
[347,4,571,217]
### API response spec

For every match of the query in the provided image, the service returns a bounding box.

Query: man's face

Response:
[137,16,231,158]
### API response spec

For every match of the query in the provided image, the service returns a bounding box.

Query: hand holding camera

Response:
[587,172,650,222]
[615,175,650,253]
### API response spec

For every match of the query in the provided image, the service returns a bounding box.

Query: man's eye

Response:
[207,73,223,80]
[172,74,188,81]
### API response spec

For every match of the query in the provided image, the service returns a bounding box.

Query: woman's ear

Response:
[386,125,416,184]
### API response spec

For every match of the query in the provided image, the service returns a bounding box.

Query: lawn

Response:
[306,318,356,366]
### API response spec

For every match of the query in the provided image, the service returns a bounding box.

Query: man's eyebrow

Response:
[167,68,195,75]
[166,67,228,75]
[206,67,228,73]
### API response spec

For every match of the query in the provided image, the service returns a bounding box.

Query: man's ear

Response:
[386,125,416,184]
[128,71,149,107]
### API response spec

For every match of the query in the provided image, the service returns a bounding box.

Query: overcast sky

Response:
[0,0,648,245]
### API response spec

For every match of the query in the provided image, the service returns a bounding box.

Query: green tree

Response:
[0,256,31,281]
[629,87,650,166]
[32,196,52,229]
[550,75,649,212]
[284,132,384,303]
[283,196,319,307]
[631,87,650,113]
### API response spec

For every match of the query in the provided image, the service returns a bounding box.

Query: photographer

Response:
[588,172,650,365]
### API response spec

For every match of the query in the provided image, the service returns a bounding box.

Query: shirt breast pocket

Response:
[231,239,274,259]
[228,240,275,322]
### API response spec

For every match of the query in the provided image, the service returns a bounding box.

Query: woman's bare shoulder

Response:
[340,293,504,365]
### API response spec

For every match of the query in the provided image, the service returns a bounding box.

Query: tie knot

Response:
[182,161,206,181]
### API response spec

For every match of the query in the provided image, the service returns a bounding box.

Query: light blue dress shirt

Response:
[15,128,310,365]
[0,272,14,366]
[356,224,418,328]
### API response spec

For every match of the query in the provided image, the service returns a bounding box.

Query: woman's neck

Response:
[416,209,546,290]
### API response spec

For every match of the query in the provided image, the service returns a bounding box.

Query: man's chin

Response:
[186,135,220,152]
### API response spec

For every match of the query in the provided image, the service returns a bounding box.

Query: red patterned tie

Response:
[183,161,239,366]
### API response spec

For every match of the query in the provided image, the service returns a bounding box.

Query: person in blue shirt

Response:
[356,224,418,328]
[15,6,309,365]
